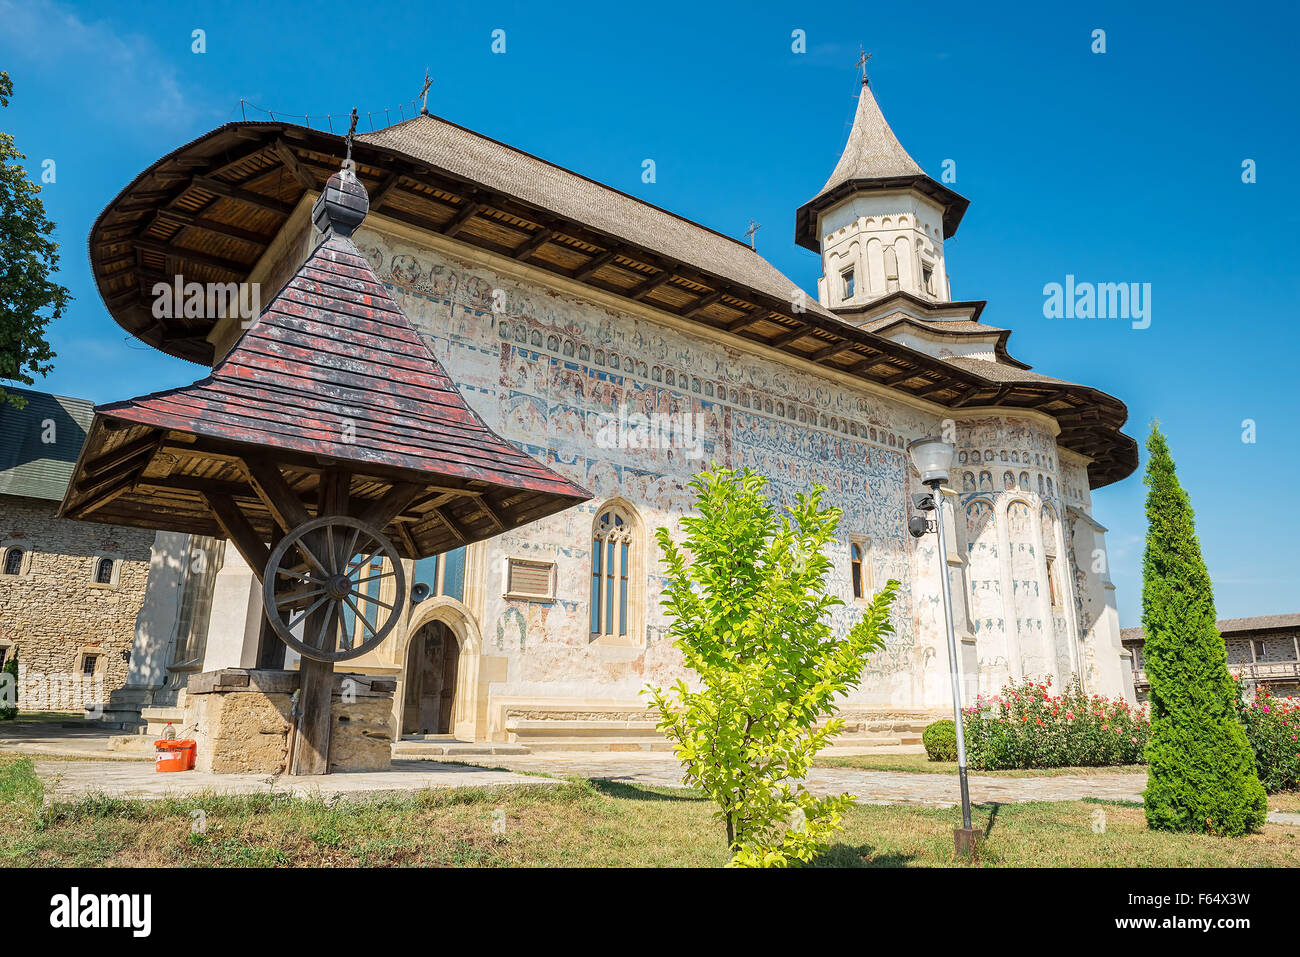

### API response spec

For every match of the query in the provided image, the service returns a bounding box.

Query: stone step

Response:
[517,737,678,753]
[392,741,531,758]
[506,718,660,737]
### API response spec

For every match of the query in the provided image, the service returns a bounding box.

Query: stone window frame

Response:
[74,646,107,678]
[502,556,557,601]
[0,541,34,578]
[0,639,13,670]
[848,536,873,603]
[588,499,646,648]
[88,551,124,589]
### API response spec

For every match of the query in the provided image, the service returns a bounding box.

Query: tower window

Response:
[841,268,855,300]
[2,548,23,576]
[921,263,935,294]
[1046,556,1061,608]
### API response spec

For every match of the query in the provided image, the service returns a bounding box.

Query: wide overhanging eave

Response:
[794,174,970,252]
[88,120,1132,488]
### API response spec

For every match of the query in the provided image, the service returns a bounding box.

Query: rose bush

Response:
[961,677,1149,770]
[1239,689,1300,793]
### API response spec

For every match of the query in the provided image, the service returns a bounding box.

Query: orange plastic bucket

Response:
[154,739,196,772]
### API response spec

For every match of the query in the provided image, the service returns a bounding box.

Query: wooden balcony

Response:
[1132,660,1300,689]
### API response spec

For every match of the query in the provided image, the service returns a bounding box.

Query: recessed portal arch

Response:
[396,597,483,740]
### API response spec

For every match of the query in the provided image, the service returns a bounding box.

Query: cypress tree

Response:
[1141,424,1266,835]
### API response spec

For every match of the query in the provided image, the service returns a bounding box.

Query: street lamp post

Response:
[907,435,979,858]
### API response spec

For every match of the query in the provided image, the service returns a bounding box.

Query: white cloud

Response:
[0,0,191,127]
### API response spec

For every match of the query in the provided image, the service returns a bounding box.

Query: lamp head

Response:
[907,435,955,487]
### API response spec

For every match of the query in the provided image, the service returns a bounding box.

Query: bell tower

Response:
[796,72,969,309]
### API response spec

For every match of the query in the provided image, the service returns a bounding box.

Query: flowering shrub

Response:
[961,677,1149,770]
[1239,689,1300,793]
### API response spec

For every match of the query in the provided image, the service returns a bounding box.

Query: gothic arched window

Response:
[591,506,635,638]
[2,547,23,576]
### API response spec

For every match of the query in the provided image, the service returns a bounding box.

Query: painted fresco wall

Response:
[185,216,1129,727]
[344,222,1123,711]
[351,223,956,708]
[950,416,1096,692]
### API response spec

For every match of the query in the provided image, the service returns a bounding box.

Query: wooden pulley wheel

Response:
[262,515,406,662]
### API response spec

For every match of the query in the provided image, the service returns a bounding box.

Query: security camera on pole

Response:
[907,435,979,858]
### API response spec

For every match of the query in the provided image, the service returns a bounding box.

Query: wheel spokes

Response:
[275,566,329,586]
[287,594,330,631]
[277,585,325,606]
[312,602,339,652]
[351,569,397,586]
[293,537,331,578]
[342,594,378,639]
[353,591,395,611]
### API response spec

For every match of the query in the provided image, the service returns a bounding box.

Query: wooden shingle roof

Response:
[1122,614,1300,643]
[84,114,1136,489]
[794,79,969,250]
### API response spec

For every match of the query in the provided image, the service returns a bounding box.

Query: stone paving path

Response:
[0,720,151,761]
[32,759,558,804]
[23,750,1147,808]
[449,754,1150,807]
[8,722,1297,820]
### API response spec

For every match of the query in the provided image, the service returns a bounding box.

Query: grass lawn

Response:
[1269,792,1300,814]
[3,754,1297,867]
[814,752,1146,777]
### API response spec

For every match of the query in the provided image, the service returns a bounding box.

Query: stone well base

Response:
[185,668,395,774]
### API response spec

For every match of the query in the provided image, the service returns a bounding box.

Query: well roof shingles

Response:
[98,234,590,501]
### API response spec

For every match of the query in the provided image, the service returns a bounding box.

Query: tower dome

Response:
[797,76,969,308]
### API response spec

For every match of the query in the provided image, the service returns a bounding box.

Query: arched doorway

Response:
[402,620,460,736]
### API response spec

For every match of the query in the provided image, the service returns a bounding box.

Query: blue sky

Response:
[2,0,1296,627]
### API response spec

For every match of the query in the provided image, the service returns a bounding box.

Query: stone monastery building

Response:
[88,76,1138,745]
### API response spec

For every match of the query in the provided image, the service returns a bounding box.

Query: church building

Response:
[87,74,1138,746]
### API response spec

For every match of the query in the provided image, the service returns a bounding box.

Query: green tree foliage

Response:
[1,648,18,721]
[645,467,898,867]
[1,72,68,407]
[1141,424,1266,835]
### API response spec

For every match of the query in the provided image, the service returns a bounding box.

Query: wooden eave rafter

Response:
[60,422,539,559]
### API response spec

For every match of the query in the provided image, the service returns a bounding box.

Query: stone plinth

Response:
[185,668,395,774]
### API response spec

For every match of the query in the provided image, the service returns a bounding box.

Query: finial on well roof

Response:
[313,163,369,238]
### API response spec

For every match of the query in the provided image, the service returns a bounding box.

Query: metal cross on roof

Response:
[858,47,872,84]
[744,219,761,250]
[419,69,433,115]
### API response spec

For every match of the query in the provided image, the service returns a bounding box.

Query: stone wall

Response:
[0,494,155,710]
[186,669,395,773]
